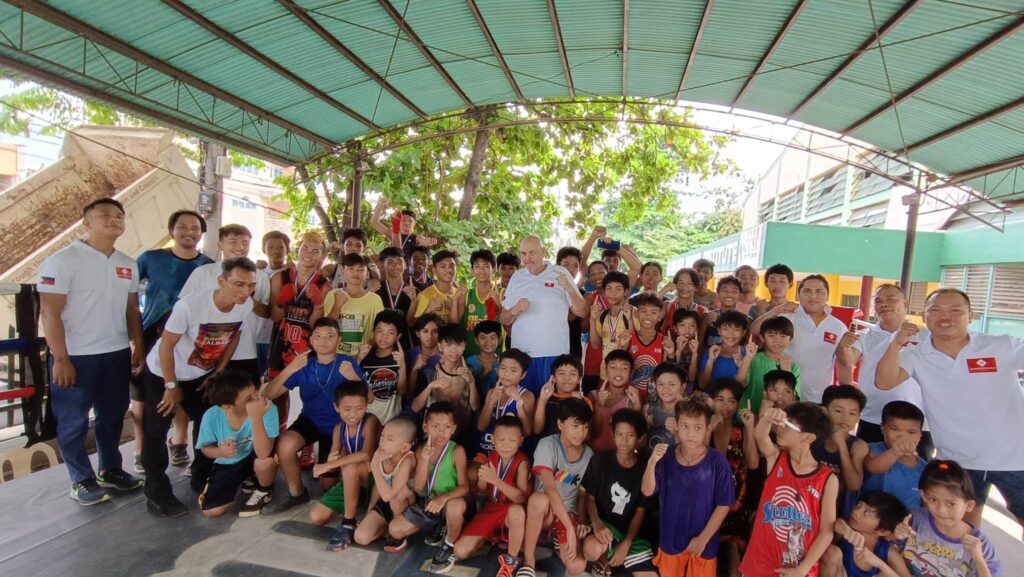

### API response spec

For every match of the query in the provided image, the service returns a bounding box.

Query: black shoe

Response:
[424,522,447,547]
[97,468,144,491]
[430,543,456,574]
[261,488,310,515]
[146,495,188,518]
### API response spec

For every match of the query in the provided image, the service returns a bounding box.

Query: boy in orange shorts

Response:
[451,416,530,576]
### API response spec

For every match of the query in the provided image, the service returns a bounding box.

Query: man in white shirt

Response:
[500,235,588,395]
[38,198,146,505]
[179,224,270,384]
[141,257,256,517]
[876,287,1024,529]
[850,284,932,458]
[752,274,858,403]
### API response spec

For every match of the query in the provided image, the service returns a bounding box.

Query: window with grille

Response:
[990,265,1024,319]
[850,169,892,201]
[964,265,990,315]
[775,187,804,222]
[806,167,846,215]
[848,202,887,227]
[758,200,775,223]
[907,281,928,314]
[941,266,965,290]
[841,295,859,308]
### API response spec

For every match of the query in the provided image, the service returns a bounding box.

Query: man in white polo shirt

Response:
[141,257,256,517]
[500,235,588,395]
[877,287,1024,529]
[179,224,270,384]
[851,284,932,458]
[752,274,857,403]
[38,198,146,505]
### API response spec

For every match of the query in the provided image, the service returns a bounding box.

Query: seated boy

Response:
[466,320,502,395]
[740,403,838,577]
[584,409,657,577]
[642,399,735,577]
[261,318,365,514]
[534,355,591,438]
[388,402,470,572]
[820,491,911,577]
[307,381,381,551]
[453,416,531,576]
[518,398,595,577]
[815,385,869,518]
[354,416,419,551]
[195,370,278,517]
[862,401,927,512]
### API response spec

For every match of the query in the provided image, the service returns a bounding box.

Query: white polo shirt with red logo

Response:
[36,240,139,356]
[783,306,848,404]
[899,332,1024,470]
[502,263,576,358]
[854,324,929,428]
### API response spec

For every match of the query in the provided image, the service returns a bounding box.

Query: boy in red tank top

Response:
[740,402,838,577]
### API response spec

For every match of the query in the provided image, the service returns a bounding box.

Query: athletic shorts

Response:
[402,503,445,532]
[552,512,578,545]
[966,468,1024,519]
[286,415,337,477]
[606,524,655,570]
[652,549,716,577]
[372,498,396,523]
[198,453,254,511]
[318,478,371,514]
[462,503,511,541]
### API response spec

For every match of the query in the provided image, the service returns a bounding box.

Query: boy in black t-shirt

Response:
[582,409,658,577]
[357,310,408,425]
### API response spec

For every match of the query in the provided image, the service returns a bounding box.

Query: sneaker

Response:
[146,495,188,518]
[326,523,355,552]
[261,488,309,515]
[133,453,145,475]
[298,444,315,469]
[168,441,190,466]
[429,544,456,574]
[424,522,447,547]
[383,536,408,553]
[497,553,520,577]
[96,468,144,491]
[238,487,272,518]
[240,476,256,496]
[70,478,111,505]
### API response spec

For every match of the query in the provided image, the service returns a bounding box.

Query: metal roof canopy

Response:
[1,0,1022,206]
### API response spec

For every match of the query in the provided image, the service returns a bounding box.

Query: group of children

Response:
[184,212,1001,577]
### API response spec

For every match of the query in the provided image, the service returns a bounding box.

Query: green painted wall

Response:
[939,220,1024,266]
[760,222,944,281]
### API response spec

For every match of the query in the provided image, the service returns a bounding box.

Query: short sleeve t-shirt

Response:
[137,248,213,331]
[283,354,365,437]
[862,442,925,512]
[36,240,139,356]
[413,284,456,324]
[903,508,1001,577]
[653,447,736,557]
[742,352,802,416]
[466,354,499,395]
[179,262,270,360]
[503,264,576,358]
[361,352,402,425]
[323,290,384,356]
[146,289,252,381]
[699,348,746,383]
[582,451,654,534]
[532,434,593,514]
[196,403,280,465]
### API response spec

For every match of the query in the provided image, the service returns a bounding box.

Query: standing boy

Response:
[324,254,385,356]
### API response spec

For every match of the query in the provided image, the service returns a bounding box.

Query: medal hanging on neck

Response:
[426,440,452,496]
[495,388,517,420]
[385,278,404,309]
[492,455,514,501]
[314,356,340,397]
[343,417,364,455]
[293,268,319,303]
[607,308,625,342]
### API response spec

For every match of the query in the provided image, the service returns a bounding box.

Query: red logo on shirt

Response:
[544,282,555,288]
[966,357,998,374]
[823,332,837,344]
[115,267,132,280]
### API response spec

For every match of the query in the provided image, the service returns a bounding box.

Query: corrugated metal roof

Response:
[0,0,1020,201]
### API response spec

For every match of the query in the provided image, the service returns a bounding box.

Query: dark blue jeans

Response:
[49,349,131,484]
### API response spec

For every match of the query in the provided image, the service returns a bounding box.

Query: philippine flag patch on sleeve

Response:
[40,276,56,286]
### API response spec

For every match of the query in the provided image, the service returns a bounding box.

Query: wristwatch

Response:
[164,381,178,390]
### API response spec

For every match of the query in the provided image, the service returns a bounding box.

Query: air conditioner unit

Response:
[215,156,233,178]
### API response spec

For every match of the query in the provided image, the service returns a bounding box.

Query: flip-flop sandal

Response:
[514,565,537,577]
[592,559,612,577]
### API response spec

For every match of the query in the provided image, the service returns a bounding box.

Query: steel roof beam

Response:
[675,0,714,100]
[790,0,922,119]
[279,0,427,119]
[377,0,473,108]
[0,53,299,165]
[6,0,334,148]
[905,96,1024,153]
[622,0,629,97]
[843,14,1024,135]
[731,0,810,108]
[546,0,574,99]
[161,0,379,130]
[465,0,523,102]
[948,154,1024,186]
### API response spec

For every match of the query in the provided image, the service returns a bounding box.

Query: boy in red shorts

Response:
[451,416,530,576]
